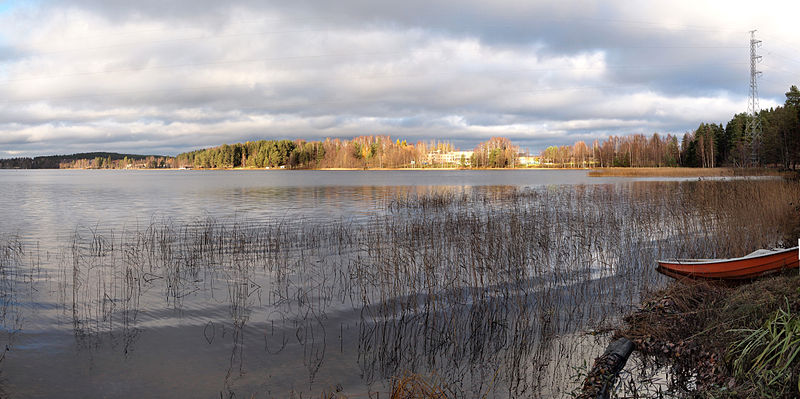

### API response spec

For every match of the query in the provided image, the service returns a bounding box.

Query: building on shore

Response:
[427,150,474,167]
[517,156,540,166]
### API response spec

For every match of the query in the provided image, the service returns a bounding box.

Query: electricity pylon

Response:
[746,30,762,166]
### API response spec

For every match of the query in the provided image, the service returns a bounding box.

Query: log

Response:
[577,337,635,399]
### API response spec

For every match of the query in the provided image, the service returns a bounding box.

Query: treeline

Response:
[175,136,527,169]
[176,136,456,169]
[541,134,681,168]
[67,155,174,169]
[547,85,800,168]
[0,152,171,169]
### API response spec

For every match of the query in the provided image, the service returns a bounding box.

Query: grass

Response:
[729,302,800,397]
[587,167,791,178]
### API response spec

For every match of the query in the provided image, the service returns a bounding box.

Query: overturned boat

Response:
[657,246,799,280]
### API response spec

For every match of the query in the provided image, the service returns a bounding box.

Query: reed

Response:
[730,303,800,397]
[65,180,800,396]
[587,167,790,178]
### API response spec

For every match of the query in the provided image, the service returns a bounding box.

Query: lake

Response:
[0,169,783,398]
[0,169,631,240]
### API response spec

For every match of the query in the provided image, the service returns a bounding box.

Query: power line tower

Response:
[746,30,762,166]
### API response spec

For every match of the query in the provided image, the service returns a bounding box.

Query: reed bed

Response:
[0,234,24,361]
[587,167,790,178]
[1,179,798,397]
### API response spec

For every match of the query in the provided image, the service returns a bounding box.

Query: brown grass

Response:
[587,167,791,178]
[390,372,450,399]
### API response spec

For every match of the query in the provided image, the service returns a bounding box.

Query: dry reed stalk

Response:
[390,372,449,399]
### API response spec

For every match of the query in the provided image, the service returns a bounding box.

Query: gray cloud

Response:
[0,0,797,157]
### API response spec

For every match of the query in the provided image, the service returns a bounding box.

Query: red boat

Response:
[657,246,799,280]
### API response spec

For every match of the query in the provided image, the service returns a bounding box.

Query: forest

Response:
[178,137,414,169]
[0,152,172,169]
[173,135,523,169]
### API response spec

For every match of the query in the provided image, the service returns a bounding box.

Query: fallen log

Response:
[577,337,635,399]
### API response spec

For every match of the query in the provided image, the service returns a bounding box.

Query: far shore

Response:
[150,166,795,178]
[7,166,794,178]
[54,166,591,171]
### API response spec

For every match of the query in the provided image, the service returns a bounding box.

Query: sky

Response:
[0,0,798,157]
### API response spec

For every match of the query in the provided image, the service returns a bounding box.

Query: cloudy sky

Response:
[0,0,798,157]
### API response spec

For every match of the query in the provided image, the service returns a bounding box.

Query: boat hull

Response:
[657,247,799,280]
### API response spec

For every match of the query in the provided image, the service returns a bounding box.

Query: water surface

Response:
[0,169,725,398]
[0,169,627,237]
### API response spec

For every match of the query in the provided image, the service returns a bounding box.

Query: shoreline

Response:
[2,166,793,178]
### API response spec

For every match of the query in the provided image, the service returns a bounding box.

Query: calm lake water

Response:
[0,169,632,241]
[0,169,729,398]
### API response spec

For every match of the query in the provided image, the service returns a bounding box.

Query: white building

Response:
[427,150,474,166]
[517,156,540,166]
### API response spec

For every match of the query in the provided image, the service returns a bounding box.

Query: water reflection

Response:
[0,169,635,244]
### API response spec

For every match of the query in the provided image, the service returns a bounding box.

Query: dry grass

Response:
[390,372,450,399]
[587,167,791,178]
